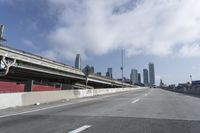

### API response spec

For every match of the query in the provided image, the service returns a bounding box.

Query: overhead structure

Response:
[0,45,133,89]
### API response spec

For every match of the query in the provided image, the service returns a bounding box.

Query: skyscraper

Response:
[90,66,95,74]
[149,62,155,86]
[130,69,138,84]
[106,68,113,78]
[138,73,141,84]
[143,69,149,86]
[75,54,81,69]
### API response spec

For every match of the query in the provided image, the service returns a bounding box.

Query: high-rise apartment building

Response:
[75,54,81,69]
[149,62,155,86]
[143,69,149,86]
[130,69,138,84]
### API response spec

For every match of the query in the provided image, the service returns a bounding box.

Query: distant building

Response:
[117,77,130,84]
[90,66,95,74]
[192,80,200,85]
[82,65,95,75]
[143,69,149,86]
[106,68,113,78]
[75,54,81,69]
[96,72,102,76]
[159,79,164,87]
[138,73,141,84]
[124,78,131,84]
[130,69,138,84]
[149,62,155,86]
[176,83,190,92]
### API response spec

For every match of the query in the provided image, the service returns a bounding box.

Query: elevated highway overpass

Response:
[0,44,132,91]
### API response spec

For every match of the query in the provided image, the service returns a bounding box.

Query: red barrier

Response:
[32,84,60,91]
[0,81,61,93]
[0,81,24,93]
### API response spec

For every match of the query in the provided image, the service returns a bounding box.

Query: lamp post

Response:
[121,49,124,87]
[189,75,192,84]
[0,24,6,44]
[83,65,90,89]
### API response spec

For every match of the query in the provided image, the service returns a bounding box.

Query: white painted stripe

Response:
[144,94,148,96]
[0,90,133,118]
[68,125,92,133]
[131,98,140,103]
[0,102,75,118]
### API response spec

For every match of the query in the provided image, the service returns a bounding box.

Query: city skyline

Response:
[81,59,155,86]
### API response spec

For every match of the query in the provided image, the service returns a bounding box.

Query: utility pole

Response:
[120,49,124,87]
[83,65,90,89]
[0,24,6,43]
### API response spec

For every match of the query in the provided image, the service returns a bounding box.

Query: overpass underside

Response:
[0,67,121,91]
[0,63,124,91]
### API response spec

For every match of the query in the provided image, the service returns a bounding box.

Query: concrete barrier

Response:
[0,87,145,109]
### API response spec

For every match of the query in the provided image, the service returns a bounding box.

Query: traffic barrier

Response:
[0,87,145,109]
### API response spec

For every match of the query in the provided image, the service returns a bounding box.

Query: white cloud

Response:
[22,39,38,50]
[179,43,200,57]
[22,39,33,47]
[44,0,200,60]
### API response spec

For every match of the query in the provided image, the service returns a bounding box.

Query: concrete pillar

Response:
[24,80,33,92]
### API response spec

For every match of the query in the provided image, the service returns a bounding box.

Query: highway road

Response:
[0,88,200,133]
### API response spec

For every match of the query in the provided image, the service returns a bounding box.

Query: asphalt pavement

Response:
[0,88,200,133]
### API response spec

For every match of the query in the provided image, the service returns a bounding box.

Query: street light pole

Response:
[0,24,6,44]
[86,76,88,89]
[85,66,89,89]
[121,49,124,87]
[190,75,192,84]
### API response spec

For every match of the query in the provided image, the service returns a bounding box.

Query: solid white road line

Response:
[0,89,139,118]
[131,98,140,103]
[68,125,92,133]
[0,102,76,118]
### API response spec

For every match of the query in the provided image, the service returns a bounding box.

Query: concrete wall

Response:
[0,87,145,109]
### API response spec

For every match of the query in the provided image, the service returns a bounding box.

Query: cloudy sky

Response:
[1,0,200,85]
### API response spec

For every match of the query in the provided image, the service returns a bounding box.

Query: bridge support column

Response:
[24,80,33,92]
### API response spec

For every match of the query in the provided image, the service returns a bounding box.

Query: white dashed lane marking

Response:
[131,98,140,103]
[68,125,92,133]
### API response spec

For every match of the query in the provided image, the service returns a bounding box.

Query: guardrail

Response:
[0,87,143,109]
